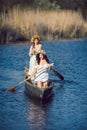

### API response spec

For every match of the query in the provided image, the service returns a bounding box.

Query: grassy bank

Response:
[0,7,87,44]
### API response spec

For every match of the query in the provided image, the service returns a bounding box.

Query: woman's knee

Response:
[37,81,42,88]
[43,81,48,88]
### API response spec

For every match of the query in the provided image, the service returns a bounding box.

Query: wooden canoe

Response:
[24,80,54,100]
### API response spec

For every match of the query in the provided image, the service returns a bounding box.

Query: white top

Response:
[34,64,50,83]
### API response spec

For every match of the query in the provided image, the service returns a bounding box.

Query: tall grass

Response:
[0,6,87,43]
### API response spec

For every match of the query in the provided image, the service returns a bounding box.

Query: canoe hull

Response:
[25,80,54,100]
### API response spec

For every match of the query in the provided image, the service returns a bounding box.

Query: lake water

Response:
[0,38,87,130]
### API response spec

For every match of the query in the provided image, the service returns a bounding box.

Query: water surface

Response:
[0,38,87,130]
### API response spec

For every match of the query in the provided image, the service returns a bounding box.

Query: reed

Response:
[0,6,87,43]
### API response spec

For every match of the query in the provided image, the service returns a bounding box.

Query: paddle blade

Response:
[8,86,17,92]
[52,69,64,80]
[7,78,28,92]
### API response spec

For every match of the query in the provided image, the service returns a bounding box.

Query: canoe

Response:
[24,79,54,100]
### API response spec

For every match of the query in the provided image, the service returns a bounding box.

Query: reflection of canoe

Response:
[25,80,54,100]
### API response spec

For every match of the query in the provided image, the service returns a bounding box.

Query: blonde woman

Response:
[28,35,42,75]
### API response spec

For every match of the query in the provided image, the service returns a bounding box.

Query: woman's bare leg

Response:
[37,81,43,88]
[43,81,48,88]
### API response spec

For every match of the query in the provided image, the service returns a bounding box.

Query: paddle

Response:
[51,68,64,80]
[8,78,29,92]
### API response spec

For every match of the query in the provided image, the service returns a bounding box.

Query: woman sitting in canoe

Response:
[28,50,54,88]
[28,35,42,75]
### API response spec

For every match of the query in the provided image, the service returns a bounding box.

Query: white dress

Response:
[34,64,49,83]
[28,54,36,75]
[28,45,41,75]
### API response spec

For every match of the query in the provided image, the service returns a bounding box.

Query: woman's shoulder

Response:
[38,44,42,47]
[37,43,41,46]
[44,60,48,64]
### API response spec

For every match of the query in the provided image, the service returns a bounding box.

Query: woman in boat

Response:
[28,50,54,88]
[28,35,42,76]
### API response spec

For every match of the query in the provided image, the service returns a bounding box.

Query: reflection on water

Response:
[27,99,45,130]
[26,94,54,130]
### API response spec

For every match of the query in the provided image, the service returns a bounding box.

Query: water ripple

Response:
[0,39,87,130]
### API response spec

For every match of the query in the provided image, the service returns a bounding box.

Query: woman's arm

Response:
[39,44,42,51]
[29,46,35,57]
[48,63,54,70]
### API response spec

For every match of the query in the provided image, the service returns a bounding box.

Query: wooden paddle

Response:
[8,78,29,92]
[52,68,64,80]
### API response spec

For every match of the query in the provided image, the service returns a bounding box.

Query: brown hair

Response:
[36,53,49,65]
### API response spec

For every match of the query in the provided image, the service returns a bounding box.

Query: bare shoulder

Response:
[44,60,48,64]
[39,44,42,47]
[38,44,42,50]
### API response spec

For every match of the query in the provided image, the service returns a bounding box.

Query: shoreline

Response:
[0,27,87,44]
[0,37,87,45]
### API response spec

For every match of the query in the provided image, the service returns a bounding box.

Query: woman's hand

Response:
[48,63,54,70]
[29,46,36,56]
[27,75,31,80]
[50,63,54,67]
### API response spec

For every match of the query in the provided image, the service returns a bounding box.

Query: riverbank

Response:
[0,7,87,44]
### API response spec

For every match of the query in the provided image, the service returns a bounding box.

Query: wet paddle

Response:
[52,68,64,80]
[8,78,29,92]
